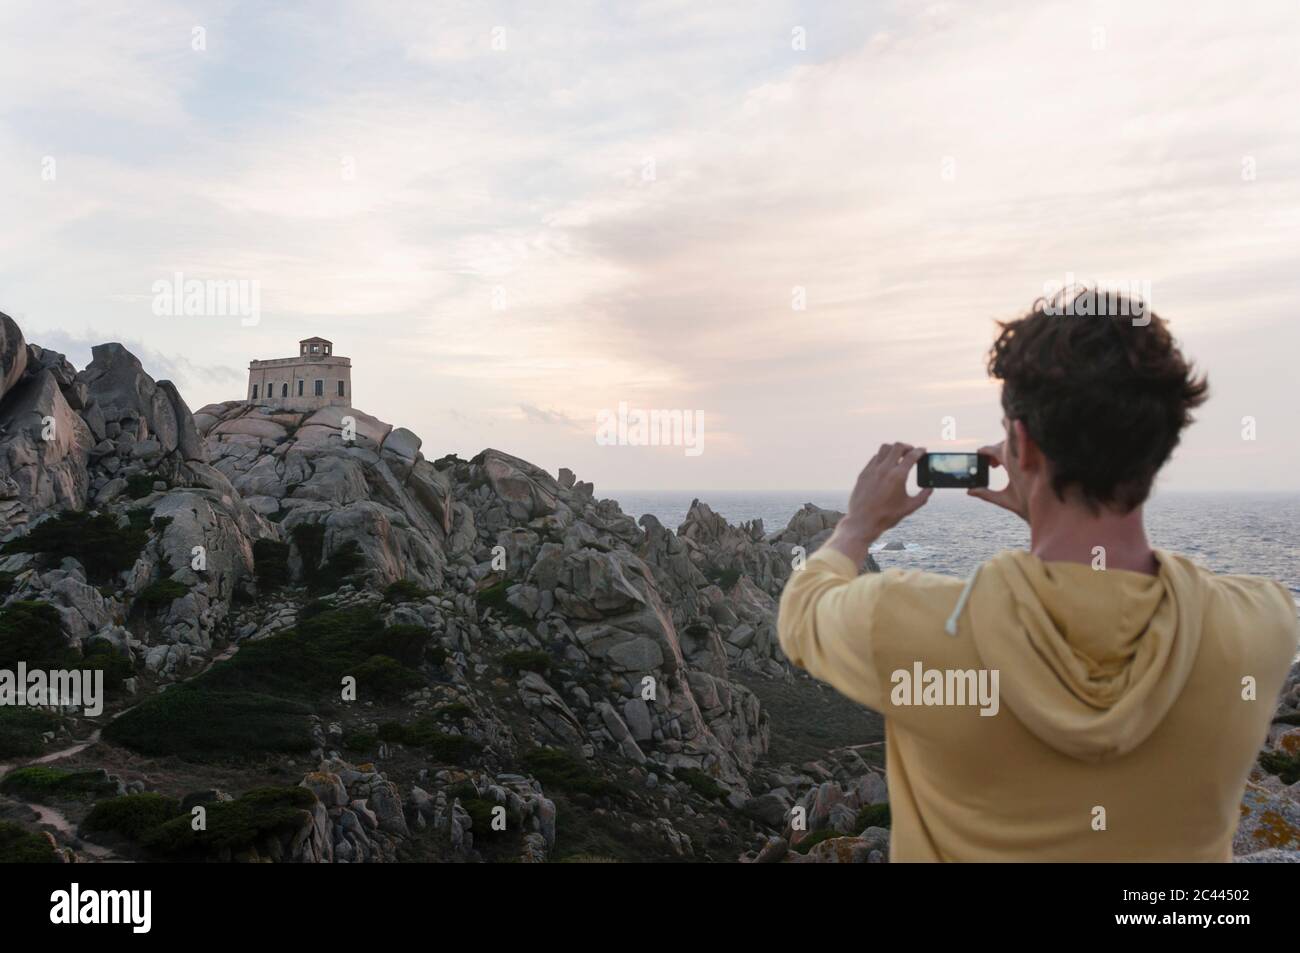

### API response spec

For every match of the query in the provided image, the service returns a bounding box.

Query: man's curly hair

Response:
[987,289,1209,513]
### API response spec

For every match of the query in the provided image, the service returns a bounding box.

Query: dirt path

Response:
[0,640,242,860]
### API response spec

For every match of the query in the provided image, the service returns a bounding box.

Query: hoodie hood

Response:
[965,549,1204,762]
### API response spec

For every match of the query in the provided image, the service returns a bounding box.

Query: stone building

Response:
[247,336,351,411]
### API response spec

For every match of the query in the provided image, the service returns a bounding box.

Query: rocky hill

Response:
[0,311,1296,863]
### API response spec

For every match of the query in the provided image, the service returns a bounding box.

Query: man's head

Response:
[987,289,1209,514]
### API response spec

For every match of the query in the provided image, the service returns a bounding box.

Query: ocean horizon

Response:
[602,488,1300,603]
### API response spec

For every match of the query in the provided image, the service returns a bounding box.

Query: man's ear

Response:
[1010,419,1041,472]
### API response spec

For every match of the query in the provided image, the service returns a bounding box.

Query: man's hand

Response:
[826,443,933,568]
[967,441,1028,521]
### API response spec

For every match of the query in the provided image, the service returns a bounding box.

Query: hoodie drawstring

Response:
[945,565,982,637]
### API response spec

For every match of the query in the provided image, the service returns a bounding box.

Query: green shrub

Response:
[855,802,891,830]
[353,654,424,700]
[141,786,317,857]
[676,767,724,800]
[378,718,481,763]
[290,523,325,575]
[317,541,363,591]
[125,472,159,499]
[705,566,742,590]
[0,601,130,695]
[289,524,363,592]
[460,797,510,840]
[79,642,133,695]
[521,748,618,798]
[135,578,191,610]
[446,780,478,801]
[475,580,533,625]
[253,539,291,588]
[0,821,60,862]
[0,601,69,670]
[433,701,473,721]
[501,649,551,675]
[791,828,844,855]
[0,708,60,758]
[369,624,430,667]
[341,731,377,753]
[383,579,428,603]
[199,607,386,698]
[299,597,333,620]
[0,766,119,801]
[3,511,151,583]
[1260,751,1300,785]
[103,686,313,760]
[82,793,183,840]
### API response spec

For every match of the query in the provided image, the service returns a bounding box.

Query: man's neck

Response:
[1028,498,1158,575]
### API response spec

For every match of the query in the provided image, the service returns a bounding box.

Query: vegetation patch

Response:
[125,472,161,499]
[290,524,364,592]
[433,701,473,721]
[704,566,742,590]
[253,539,291,589]
[0,766,119,801]
[341,731,378,753]
[135,578,191,611]
[141,786,317,858]
[855,802,891,830]
[352,654,424,700]
[791,828,844,855]
[378,718,481,763]
[103,686,313,760]
[501,649,551,675]
[1260,751,1300,785]
[522,747,618,799]
[383,579,428,603]
[2,511,151,583]
[199,607,415,699]
[0,821,60,863]
[298,597,334,620]
[0,707,60,759]
[0,601,131,694]
[475,581,533,626]
[675,767,725,800]
[82,793,183,841]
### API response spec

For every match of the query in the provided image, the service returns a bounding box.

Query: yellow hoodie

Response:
[777,547,1298,861]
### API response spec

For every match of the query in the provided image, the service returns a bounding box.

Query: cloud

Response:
[1,0,1297,490]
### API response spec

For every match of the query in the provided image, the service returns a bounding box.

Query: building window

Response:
[301,344,307,355]
[314,380,323,397]
[337,380,345,397]
[324,344,331,355]
[281,382,288,397]
[311,344,320,353]
[251,384,258,399]
[297,380,304,396]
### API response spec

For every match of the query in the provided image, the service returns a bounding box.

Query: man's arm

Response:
[777,547,893,710]
[776,442,932,709]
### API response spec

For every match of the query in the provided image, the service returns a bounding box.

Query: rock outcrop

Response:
[0,310,1294,865]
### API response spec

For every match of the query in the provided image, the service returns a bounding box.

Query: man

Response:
[777,291,1298,861]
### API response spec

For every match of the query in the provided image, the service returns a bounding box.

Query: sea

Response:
[606,489,1300,609]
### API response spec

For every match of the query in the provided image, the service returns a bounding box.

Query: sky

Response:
[2,0,1298,494]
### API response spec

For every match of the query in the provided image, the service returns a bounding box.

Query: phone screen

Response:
[917,452,988,488]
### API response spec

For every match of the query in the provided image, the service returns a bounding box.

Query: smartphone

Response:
[916,452,989,489]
